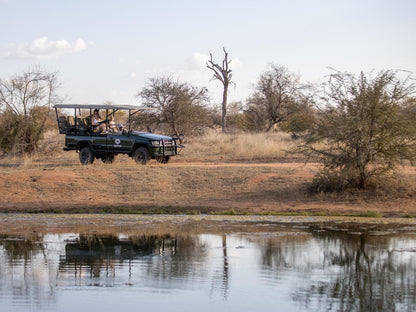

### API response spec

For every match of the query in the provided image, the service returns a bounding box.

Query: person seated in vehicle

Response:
[108,115,118,133]
[118,124,127,135]
[92,109,106,133]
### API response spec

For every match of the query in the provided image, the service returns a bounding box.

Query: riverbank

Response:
[1,213,416,236]
[1,151,416,217]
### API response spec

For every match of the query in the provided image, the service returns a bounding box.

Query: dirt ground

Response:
[1,152,416,218]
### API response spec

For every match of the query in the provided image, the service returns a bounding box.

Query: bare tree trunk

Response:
[222,85,228,133]
[207,48,235,133]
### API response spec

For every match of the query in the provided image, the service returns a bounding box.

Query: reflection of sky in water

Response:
[0,230,416,312]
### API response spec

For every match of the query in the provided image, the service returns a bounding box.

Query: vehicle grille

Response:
[162,139,174,146]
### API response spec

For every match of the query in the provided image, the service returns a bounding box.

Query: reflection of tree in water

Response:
[0,234,53,304]
[0,233,209,303]
[142,234,208,283]
[210,235,230,300]
[259,230,416,311]
[0,234,45,262]
[3,228,415,311]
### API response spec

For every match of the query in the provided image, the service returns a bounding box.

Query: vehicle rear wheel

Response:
[156,156,170,164]
[133,147,150,165]
[79,146,95,165]
[101,155,115,164]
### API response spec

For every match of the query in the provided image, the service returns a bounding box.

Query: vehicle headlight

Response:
[151,140,161,147]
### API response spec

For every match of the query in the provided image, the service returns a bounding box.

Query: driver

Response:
[92,109,106,133]
[118,124,126,134]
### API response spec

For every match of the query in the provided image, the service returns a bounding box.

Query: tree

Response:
[0,67,61,154]
[299,69,416,190]
[246,64,312,132]
[137,76,210,136]
[207,48,235,133]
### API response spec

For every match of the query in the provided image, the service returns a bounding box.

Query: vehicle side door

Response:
[107,133,133,153]
[91,134,107,152]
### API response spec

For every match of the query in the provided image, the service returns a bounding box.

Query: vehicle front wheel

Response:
[79,146,95,165]
[133,147,150,165]
[156,156,170,164]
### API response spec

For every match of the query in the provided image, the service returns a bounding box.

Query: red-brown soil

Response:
[1,154,415,217]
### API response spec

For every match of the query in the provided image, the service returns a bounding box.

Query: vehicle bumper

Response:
[151,146,180,156]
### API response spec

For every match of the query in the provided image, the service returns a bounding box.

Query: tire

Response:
[101,155,115,164]
[79,146,95,165]
[156,156,170,164]
[133,147,150,165]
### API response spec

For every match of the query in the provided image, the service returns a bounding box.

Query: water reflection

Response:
[0,225,416,312]
[259,230,416,311]
[61,234,180,278]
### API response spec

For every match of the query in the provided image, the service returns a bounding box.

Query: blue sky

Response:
[0,0,415,105]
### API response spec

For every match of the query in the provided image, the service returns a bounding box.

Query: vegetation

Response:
[185,130,298,160]
[299,70,416,190]
[1,64,416,196]
[0,67,61,155]
[137,76,210,136]
[244,64,315,133]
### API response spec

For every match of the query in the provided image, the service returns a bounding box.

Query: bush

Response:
[0,67,61,155]
[299,69,416,190]
[309,167,416,199]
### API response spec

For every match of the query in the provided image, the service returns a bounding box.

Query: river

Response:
[0,214,415,311]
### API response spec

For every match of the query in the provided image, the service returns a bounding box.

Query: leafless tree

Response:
[207,47,235,133]
[0,66,62,154]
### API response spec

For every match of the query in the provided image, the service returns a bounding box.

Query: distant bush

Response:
[137,76,211,136]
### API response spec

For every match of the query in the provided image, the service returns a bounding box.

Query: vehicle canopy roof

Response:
[53,104,149,111]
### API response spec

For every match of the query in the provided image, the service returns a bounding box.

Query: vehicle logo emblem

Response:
[115,139,121,145]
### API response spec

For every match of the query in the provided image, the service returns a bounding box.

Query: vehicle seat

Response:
[76,117,88,133]
[67,116,76,132]
[84,116,91,132]
[58,116,69,133]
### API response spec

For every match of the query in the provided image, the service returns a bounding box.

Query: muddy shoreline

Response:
[1,214,416,236]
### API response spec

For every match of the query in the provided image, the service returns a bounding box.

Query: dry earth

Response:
[1,152,416,217]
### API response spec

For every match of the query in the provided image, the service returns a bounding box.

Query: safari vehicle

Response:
[54,104,183,165]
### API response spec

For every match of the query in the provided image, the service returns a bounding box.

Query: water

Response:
[0,218,416,312]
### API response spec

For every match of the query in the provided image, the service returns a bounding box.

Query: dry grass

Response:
[183,130,302,161]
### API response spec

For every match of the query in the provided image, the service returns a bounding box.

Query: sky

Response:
[0,0,415,106]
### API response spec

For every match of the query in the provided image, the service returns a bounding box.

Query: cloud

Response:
[230,57,242,69]
[3,37,91,59]
[188,53,209,69]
